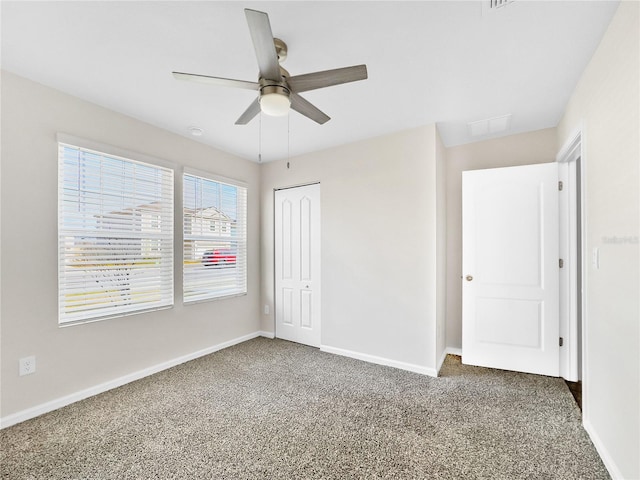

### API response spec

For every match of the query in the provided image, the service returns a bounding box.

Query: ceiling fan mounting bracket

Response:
[274,38,287,64]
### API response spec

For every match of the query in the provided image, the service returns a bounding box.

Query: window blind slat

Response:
[58,143,174,324]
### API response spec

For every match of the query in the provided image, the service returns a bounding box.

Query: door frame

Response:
[273,182,321,343]
[556,126,585,382]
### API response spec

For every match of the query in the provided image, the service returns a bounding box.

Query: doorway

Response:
[274,183,321,347]
[461,144,584,382]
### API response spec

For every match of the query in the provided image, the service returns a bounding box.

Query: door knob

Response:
[465,275,473,282]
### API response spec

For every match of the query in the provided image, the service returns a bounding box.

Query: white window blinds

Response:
[183,172,247,303]
[58,143,174,324]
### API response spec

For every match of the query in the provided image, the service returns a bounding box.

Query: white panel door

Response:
[275,184,321,347]
[462,163,560,376]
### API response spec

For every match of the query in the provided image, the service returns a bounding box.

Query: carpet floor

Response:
[0,338,609,479]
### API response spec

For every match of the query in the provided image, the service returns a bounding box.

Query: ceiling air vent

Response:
[483,0,515,15]
[490,0,515,8]
[467,114,512,138]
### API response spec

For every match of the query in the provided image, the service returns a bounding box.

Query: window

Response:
[183,171,247,302]
[58,142,174,325]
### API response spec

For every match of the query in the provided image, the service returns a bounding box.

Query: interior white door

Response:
[462,163,559,376]
[275,184,321,347]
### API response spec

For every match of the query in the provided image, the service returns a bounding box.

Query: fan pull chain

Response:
[287,112,290,168]
[258,112,262,163]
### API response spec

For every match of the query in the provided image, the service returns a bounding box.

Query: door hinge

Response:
[559,337,564,347]
[558,181,564,191]
[559,258,564,268]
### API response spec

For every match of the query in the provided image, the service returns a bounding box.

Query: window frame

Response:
[182,168,248,304]
[57,134,175,326]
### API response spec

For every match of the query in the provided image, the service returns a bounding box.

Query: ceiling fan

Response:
[172,8,368,125]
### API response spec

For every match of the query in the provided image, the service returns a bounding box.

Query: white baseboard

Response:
[258,330,275,339]
[583,418,625,480]
[320,345,438,378]
[0,331,263,429]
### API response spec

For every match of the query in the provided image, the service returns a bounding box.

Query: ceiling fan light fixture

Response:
[260,85,291,116]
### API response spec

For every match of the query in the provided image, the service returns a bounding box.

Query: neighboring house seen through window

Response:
[58,142,174,325]
[183,171,247,303]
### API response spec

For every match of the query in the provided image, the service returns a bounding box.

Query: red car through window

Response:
[202,250,236,267]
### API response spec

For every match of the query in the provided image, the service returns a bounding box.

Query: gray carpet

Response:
[0,338,609,479]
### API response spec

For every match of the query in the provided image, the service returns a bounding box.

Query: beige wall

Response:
[260,125,442,373]
[557,2,639,478]
[0,72,261,418]
[444,128,558,350]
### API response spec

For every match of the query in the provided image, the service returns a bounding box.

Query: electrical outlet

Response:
[264,304,270,315]
[19,356,36,376]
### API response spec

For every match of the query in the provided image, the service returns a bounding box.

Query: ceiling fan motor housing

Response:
[260,84,290,97]
[259,73,290,98]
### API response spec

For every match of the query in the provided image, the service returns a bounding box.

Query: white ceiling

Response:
[1,1,619,162]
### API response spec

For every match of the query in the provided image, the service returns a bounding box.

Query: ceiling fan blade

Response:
[235,97,261,125]
[290,93,330,125]
[173,72,259,90]
[245,9,282,81]
[287,65,368,93]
